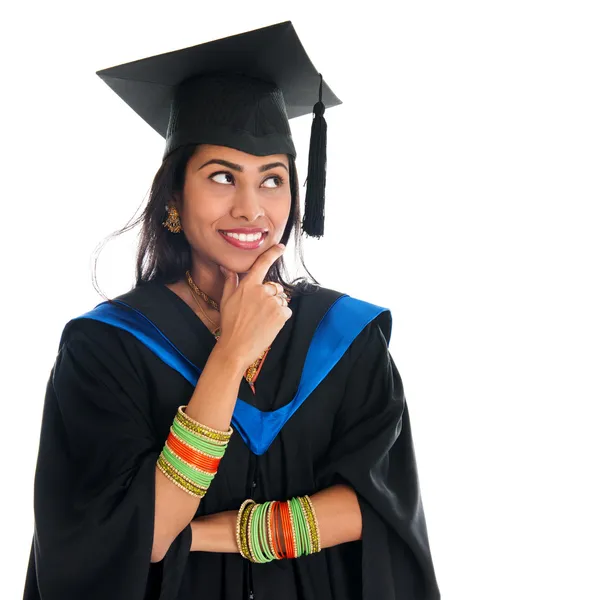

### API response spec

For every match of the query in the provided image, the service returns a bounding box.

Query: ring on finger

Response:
[264,281,283,296]
[277,292,290,306]
[276,293,289,307]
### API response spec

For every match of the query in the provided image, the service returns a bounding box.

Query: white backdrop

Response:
[2,1,599,598]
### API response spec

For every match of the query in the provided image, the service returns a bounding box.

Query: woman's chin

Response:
[219,247,274,275]
[219,257,260,276]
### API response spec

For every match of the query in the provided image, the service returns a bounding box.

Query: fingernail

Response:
[277,243,286,249]
[219,266,228,275]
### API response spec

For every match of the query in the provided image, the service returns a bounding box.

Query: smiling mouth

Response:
[218,230,268,249]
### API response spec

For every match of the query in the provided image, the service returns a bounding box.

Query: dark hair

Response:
[92,145,319,300]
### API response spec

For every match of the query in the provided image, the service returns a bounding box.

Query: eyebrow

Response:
[198,158,289,173]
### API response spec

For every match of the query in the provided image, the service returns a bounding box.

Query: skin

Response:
[165,143,292,315]
[154,144,361,562]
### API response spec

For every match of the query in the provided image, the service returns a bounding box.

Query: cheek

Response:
[182,182,224,225]
[270,196,292,232]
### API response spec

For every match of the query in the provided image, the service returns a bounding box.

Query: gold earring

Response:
[162,205,182,233]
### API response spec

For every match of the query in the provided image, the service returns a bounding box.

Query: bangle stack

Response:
[236,496,321,563]
[157,405,233,498]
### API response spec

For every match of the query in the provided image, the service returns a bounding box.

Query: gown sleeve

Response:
[316,320,441,600]
[23,320,191,600]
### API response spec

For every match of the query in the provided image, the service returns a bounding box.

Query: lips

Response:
[220,228,267,234]
[218,230,268,250]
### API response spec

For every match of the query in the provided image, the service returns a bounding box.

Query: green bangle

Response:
[289,498,300,556]
[257,502,273,563]
[246,504,259,563]
[249,504,268,563]
[289,497,308,556]
[238,497,322,561]
[172,420,228,456]
[251,503,265,563]
[288,498,299,556]
[171,420,227,457]
[156,454,207,497]
[161,446,215,488]
[259,502,277,562]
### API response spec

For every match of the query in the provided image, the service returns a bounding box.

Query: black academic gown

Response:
[23,280,440,600]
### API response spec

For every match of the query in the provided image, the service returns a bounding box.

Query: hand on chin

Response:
[221,248,274,277]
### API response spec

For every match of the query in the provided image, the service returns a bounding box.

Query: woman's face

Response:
[178,144,292,274]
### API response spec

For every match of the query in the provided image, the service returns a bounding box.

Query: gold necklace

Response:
[185,278,221,337]
[186,270,220,311]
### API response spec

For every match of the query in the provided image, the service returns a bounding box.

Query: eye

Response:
[262,175,285,189]
[209,171,234,185]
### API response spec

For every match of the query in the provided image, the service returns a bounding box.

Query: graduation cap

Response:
[96,21,342,238]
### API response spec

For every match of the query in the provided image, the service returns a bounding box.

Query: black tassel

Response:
[302,74,327,238]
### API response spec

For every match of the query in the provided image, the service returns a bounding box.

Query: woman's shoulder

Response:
[54,285,162,391]
[294,280,389,308]
[295,283,392,340]
[58,281,159,354]
[289,283,392,372]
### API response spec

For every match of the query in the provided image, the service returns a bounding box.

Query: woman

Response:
[24,22,440,600]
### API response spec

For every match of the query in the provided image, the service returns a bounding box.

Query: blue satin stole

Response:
[74,294,390,455]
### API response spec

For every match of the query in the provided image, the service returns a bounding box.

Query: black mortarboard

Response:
[96,21,341,238]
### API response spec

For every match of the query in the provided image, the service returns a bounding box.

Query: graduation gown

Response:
[23,280,440,600]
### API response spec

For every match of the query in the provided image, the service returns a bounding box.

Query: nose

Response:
[230,189,265,223]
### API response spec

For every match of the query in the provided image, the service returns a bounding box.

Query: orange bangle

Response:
[280,501,295,558]
[167,433,221,473]
[167,432,220,472]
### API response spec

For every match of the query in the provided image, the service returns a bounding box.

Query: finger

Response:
[264,281,284,296]
[219,266,239,305]
[245,244,286,286]
[277,294,288,307]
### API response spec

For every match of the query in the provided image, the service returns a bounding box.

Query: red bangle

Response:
[280,501,295,559]
[271,502,285,560]
[167,432,221,473]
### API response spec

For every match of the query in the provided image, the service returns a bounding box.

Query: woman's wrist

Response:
[190,511,239,553]
[235,496,322,563]
[209,342,248,381]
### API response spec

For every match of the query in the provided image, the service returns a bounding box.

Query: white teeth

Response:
[224,231,264,242]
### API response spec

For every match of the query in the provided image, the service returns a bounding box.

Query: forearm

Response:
[190,484,362,554]
[152,345,246,562]
[310,483,362,547]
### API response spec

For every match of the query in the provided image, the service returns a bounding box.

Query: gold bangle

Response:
[175,413,229,445]
[169,426,226,460]
[242,501,256,561]
[156,458,206,498]
[158,453,207,490]
[157,461,198,497]
[302,495,321,553]
[297,496,315,554]
[298,496,314,553]
[179,405,233,436]
[236,499,255,560]
[176,406,233,443]
[157,454,207,497]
